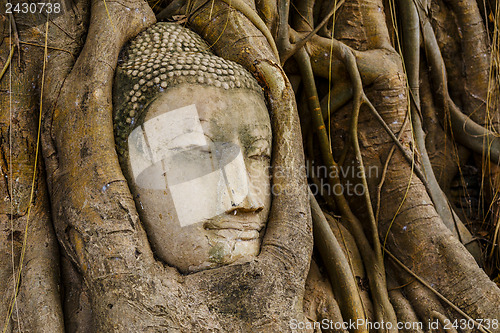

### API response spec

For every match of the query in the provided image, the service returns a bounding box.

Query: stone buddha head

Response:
[113,23,272,273]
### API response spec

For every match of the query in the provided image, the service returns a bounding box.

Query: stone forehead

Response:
[113,22,264,156]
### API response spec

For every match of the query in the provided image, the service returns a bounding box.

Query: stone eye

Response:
[247,139,271,159]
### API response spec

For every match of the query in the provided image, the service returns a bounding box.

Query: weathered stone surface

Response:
[113,22,262,156]
[113,23,272,273]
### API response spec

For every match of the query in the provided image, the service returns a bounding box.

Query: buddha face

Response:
[124,83,272,273]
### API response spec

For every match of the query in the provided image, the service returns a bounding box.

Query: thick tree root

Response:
[310,189,367,332]
[295,46,398,330]
[418,5,500,165]
[399,0,482,261]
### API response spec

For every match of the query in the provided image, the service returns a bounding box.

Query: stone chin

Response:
[193,231,262,272]
[138,211,266,273]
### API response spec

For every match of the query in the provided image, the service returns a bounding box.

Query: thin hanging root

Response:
[309,189,367,332]
[417,4,500,165]
[399,0,481,261]
[217,0,279,60]
[344,46,382,265]
[375,108,410,223]
[18,41,75,58]
[311,36,489,226]
[8,14,20,67]
[308,36,436,194]
[490,218,500,259]
[318,71,419,180]
[2,18,49,333]
[102,0,117,32]
[165,0,279,60]
[313,39,435,194]
[430,311,458,333]
[360,91,469,243]
[385,249,493,333]
[281,0,345,64]
[0,45,15,82]
[338,46,400,330]
[294,47,397,331]
[329,40,407,270]
[291,0,315,29]
[303,30,479,255]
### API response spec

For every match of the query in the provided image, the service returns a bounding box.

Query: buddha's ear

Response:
[42,0,157,279]
[189,3,312,280]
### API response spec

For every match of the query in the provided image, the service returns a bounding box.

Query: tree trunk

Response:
[1,0,499,331]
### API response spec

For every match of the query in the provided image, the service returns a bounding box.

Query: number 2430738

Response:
[5,2,61,14]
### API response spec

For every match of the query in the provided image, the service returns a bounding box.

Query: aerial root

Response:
[295,45,398,330]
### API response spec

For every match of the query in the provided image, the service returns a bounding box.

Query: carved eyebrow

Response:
[246,138,271,158]
[244,123,271,134]
[243,123,271,143]
[250,123,271,130]
[249,137,270,145]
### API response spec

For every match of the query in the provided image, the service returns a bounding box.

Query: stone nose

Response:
[226,185,264,214]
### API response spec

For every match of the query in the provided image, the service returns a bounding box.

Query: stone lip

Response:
[203,210,265,246]
[203,219,264,234]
